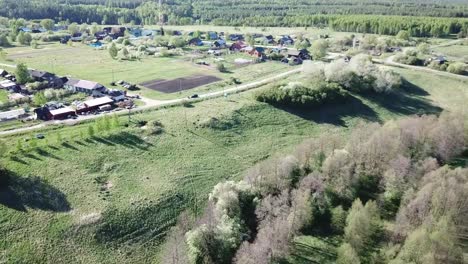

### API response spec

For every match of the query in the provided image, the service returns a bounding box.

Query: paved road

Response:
[0,67,302,136]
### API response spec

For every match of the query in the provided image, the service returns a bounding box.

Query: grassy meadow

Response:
[0,66,466,263]
[432,42,468,62]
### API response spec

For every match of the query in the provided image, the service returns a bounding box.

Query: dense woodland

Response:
[1,0,468,37]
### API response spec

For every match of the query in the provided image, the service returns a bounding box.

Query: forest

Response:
[1,0,468,37]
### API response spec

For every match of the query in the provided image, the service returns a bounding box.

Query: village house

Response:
[230,41,247,51]
[211,39,227,49]
[188,38,204,46]
[103,27,126,39]
[207,32,219,40]
[249,47,266,58]
[263,35,276,45]
[287,49,311,60]
[229,34,244,41]
[28,70,66,88]
[0,80,19,92]
[426,55,447,65]
[64,79,106,96]
[278,35,294,45]
[0,108,27,121]
[49,107,76,120]
[34,102,76,120]
[76,96,114,113]
[0,69,8,77]
[207,49,223,56]
[107,89,126,102]
[8,93,26,101]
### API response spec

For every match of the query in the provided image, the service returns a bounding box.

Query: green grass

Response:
[0,67,466,263]
[0,90,8,104]
[287,236,340,264]
[432,43,468,62]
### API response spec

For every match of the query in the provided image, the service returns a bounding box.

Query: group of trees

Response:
[161,111,467,263]
[256,55,401,108]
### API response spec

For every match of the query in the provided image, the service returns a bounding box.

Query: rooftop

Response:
[83,96,114,108]
[0,80,17,88]
[29,69,55,79]
[49,107,75,116]
[0,109,26,119]
[68,79,103,90]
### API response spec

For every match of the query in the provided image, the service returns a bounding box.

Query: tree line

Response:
[0,0,468,32]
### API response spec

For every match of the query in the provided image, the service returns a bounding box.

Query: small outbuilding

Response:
[188,38,203,46]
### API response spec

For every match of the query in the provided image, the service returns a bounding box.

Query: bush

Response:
[216,62,227,73]
[146,120,164,135]
[446,62,466,75]
[394,54,420,65]
[428,61,448,71]
[169,36,186,48]
[122,38,131,46]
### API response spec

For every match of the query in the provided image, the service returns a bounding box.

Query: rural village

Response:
[1,21,466,128]
[0,1,467,263]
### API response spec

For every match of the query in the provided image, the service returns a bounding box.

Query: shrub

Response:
[146,120,164,135]
[169,36,186,48]
[122,38,131,46]
[216,62,227,73]
[446,62,466,75]
[427,61,448,71]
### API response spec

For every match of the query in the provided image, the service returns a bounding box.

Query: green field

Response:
[0,66,466,263]
[433,42,468,62]
[0,90,8,104]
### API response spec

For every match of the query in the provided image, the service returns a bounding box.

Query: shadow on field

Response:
[93,192,188,246]
[83,132,152,150]
[273,80,441,127]
[277,95,380,127]
[0,170,70,212]
[362,79,442,116]
[35,148,63,160]
[103,132,153,150]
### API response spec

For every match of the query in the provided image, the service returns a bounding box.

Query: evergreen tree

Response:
[109,42,118,58]
[15,62,30,85]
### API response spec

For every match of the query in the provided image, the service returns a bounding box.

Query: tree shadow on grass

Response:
[61,142,80,151]
[275,95,381,127]
[9,155,28,165]
[35,148,63,160]
[93,192,187,246]
[23,153,42,161]
[361,80,442,116]
[0,170,71,212]
[105,132,153,150]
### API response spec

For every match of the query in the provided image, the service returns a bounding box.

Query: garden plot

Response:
[140,75,222,93]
